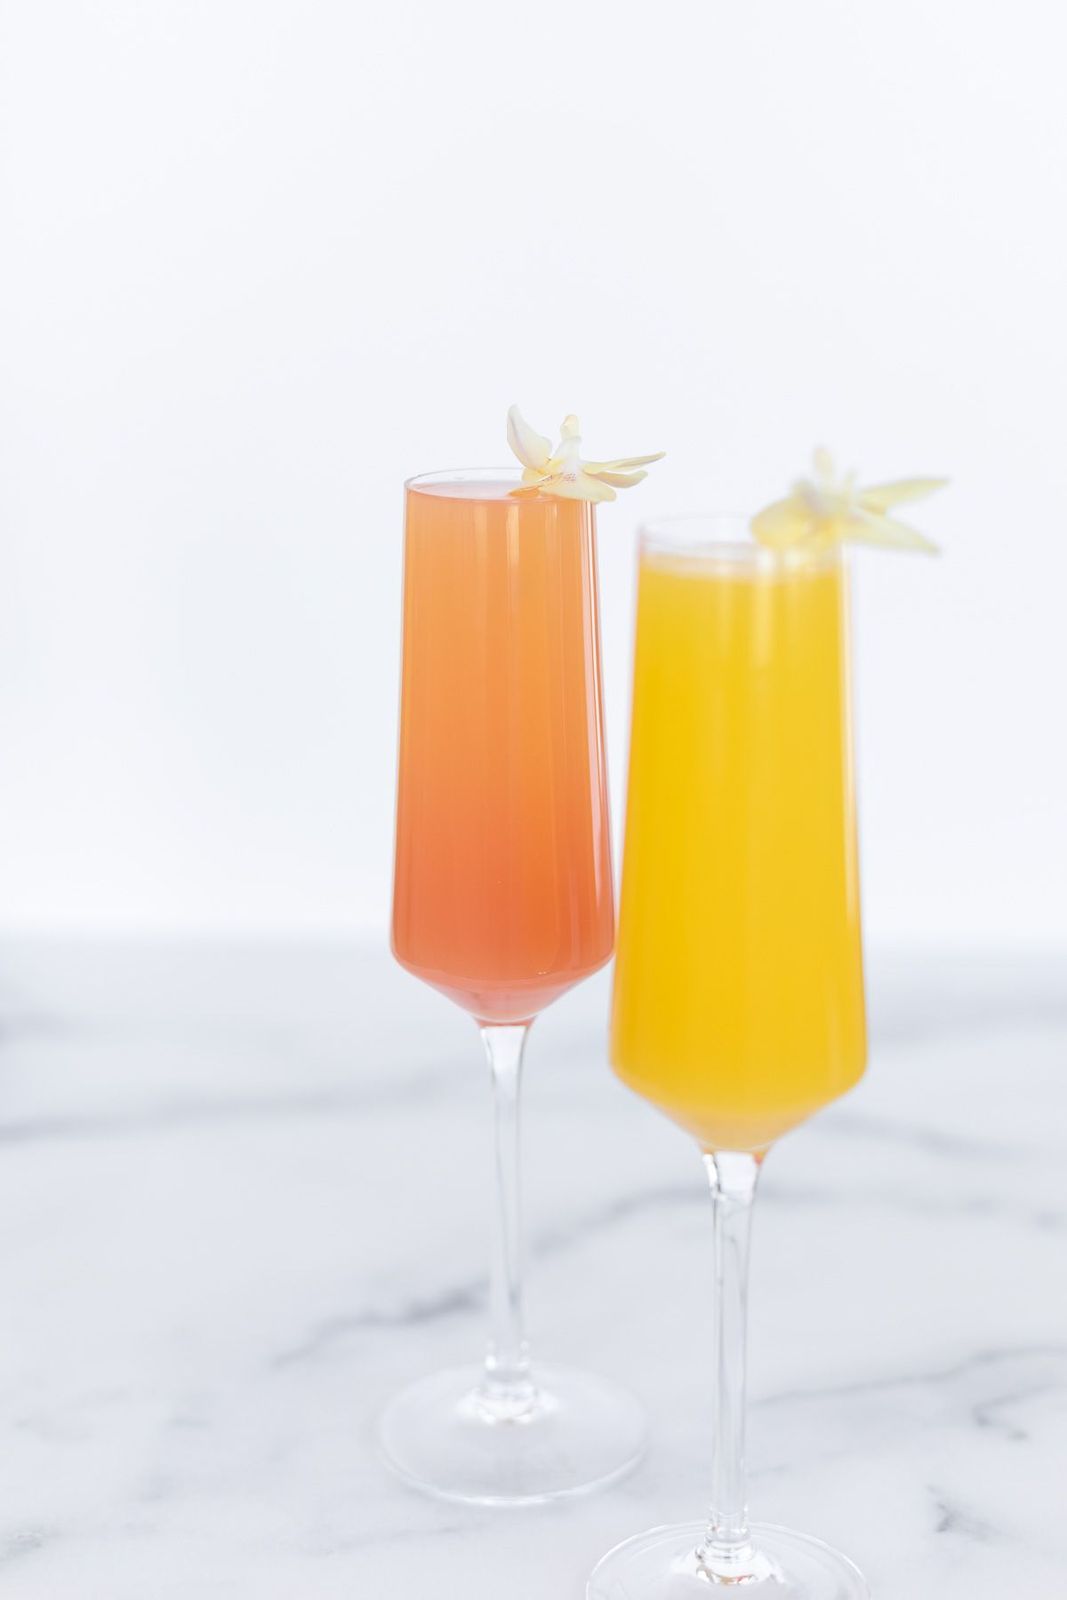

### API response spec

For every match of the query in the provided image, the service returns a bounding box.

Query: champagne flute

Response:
[589,516,869,1597]
[384,468,645,1505]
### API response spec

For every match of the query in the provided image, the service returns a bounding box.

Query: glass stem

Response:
[699,1148,763,1574]
[480,1023,534,1405]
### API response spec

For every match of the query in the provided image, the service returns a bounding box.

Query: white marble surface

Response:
[0,938,1064,1598]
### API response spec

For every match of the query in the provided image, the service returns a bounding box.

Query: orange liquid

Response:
[392,478,614,1023]
[611,547,866,1152]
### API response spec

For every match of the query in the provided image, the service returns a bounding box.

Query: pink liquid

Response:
[392,477,614,1023]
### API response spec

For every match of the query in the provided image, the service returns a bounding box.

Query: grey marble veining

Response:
[0,938,1064,1598]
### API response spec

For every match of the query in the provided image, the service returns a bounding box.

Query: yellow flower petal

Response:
[750,495,816,549]
[584,452,666,473]
[859,478,949,513]
[506,405,553,473]
[547,470,617,502]
[846,509,939,554]
[586,468,648,488]
[812,446,836,483]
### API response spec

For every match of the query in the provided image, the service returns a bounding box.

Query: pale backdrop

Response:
[0,0,1064,943]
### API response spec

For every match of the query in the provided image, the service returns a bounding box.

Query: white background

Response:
[0,0,1064,945]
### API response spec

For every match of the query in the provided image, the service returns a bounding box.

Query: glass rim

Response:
[639,513,842,573]
[405,466,522,494]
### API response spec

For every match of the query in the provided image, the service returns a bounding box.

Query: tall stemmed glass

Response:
[384,469,645,1505]
[589,518,869,1596]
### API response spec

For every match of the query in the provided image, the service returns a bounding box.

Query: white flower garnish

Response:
[507,405,664,503]
[751,448,946,554]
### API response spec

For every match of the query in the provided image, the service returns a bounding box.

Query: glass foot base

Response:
[587,1521,869,1598]
[379,1362,646,1506]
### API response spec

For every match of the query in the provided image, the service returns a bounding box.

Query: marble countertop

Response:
[0,937,1064,1598]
